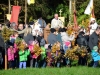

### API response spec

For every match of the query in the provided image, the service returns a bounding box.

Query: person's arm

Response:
[17,28,26,34]
[26,49,30,55]
[19,50,25,56]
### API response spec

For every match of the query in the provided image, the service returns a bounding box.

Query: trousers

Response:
[19,61,26,69]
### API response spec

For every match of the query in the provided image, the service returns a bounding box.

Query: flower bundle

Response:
[51,42,60,53]
[33,44,42,58]
[64,45,79,61]
[1,26,13,42]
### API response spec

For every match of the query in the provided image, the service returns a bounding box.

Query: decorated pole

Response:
[25,0,27,24]
[2,26,13,70]
[8,0,11,14]
[69,0,76,25]
[4,42,7,70]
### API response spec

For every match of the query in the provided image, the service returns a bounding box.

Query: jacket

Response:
[76,33,87,47]
[7,47,16,61]
[19,49,30,61]
[23,33,34,45]
[40,46,46,60]
[91,50,100,61]
[61,32,75,44]
[57,33,63,45]
[47,33,57,45]
[89,32,98,50]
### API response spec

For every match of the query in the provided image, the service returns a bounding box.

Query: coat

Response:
[47,33,57,45]
[91,50,100,61]
[61,32,75,44]
[19,49,30,62]
[57,33,63,45]
[23,33,34,45]
[7,47,16,61]
[89,32,98,50]
[76,33,87,47]
[0,34,4,48]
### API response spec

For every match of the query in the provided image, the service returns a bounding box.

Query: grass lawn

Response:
[0,66,100,75]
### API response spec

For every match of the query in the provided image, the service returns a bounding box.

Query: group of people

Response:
[0,13,100,70]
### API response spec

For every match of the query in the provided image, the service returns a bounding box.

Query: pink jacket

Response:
[14,43,18,58]
[7,47,16,61]
[28,45,37,59]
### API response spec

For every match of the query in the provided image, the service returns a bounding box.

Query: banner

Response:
[84,0,93,15]
[6,14,11,21]
[10,6,21,25]
[27,0,35,5]
[73,11,78,28]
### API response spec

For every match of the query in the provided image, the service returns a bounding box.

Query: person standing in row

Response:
[51,14,63,28]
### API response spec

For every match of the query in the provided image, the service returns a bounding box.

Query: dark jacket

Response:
[36,35,45,46]
[23,33,34,45]
[89,32,99,50]
[57,33,63,45]
[47,33,57,45]
[0,34,4,48]
[76,33,87,47]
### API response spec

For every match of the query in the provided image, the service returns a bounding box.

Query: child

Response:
[39,43,46,68]
[7,45,16,69]
[91,46,100,67]
[10,31,19,45]
[19,40,30,69]
[28,40,37,67]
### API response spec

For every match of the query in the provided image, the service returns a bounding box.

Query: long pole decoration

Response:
[8,0,11,14]
[25,0,27,24]
[5,0,11,70]
[4,43,7,70]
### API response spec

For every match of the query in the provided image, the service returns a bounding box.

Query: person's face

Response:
[14,34,18,38]
[18,24,24,30]
[10,46,13,49]
[55,14,58,19]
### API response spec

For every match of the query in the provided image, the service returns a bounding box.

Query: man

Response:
[38,16,46,28]
[89,26,100,50]
[47,28,57,45]
[51,14,63,28]
[89,18,98,35]
[17,23,24,38]
[9,22,17,31]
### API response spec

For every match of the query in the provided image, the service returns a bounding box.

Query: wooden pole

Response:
[4,43,7,70]
[8,0,11,14]
[69,0,72,25]
[25,0,27,24]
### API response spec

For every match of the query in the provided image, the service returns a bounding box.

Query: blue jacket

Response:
[57,33,63,45]
[91,50,100,61]
[47,33,57,45]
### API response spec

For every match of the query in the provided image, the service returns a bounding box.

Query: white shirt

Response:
[90,22,98,35]
[32,23,42,36]
[51,18,63,28]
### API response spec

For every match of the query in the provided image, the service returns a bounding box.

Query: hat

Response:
[50,28,56,33]
[93,46,98,51]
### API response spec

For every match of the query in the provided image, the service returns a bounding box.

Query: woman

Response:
[23,27,34,45]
